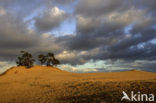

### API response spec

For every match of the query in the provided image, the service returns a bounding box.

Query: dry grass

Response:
[0,66,156,103]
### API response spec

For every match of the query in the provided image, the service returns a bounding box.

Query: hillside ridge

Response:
[0,65,64,76]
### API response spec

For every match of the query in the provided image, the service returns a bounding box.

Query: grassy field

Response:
[0,66,156,103]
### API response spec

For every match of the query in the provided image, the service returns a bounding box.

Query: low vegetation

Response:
[0,66,155,103]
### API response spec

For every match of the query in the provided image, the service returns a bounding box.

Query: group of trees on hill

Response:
[16,51,60,68]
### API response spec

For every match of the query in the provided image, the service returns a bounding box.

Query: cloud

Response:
[0,7,6,15]
[65,6,154,51]
[0,0,156,72]
[49,0,74,5]
[0,0,73,19]
[75,0,130,17]
[0,61,14,74]
[0,10,38,60]
[0,8,63,61]
[34,7,69,32]
[58,64,78,72]
[58,64,98,73]
[63,0,156,60]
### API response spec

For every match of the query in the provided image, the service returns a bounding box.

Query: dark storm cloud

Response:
[134,0,156,15]
[139,61,156,72]
[72,0,155,51]
[110,28,156,51]
[75,0,132,17]
[0,12,39,49]
[0,8,64,61]
[0,12,36,60]
[55,0,156,68]
[76,0,156,17]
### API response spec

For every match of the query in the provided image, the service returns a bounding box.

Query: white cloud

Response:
[58,64,98,73]
[50,6,65,16]
[58,64,78,72]
[56,50,76,61]
[0,61,14,74]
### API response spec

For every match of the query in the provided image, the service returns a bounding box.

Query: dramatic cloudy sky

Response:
[0,0,156,73]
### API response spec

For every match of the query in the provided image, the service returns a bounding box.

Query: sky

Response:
[0,0,156,73]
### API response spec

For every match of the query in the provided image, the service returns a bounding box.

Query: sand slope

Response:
[0,66,156,103]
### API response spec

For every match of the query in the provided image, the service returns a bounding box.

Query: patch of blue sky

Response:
[74,60,133,72]
[124,24,134,34]
[150,38,156,44]
[76,60,106,69]
[23,6,45,30]
[56,0,78,14]
[50,1,77,36]
[51,17,76,36]
[137,42,146,49]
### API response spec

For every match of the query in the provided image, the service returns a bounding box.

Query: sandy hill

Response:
[1,65,64,75]
[0,66,156,82]
[0,66,156,103]
[1,66,155,81]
